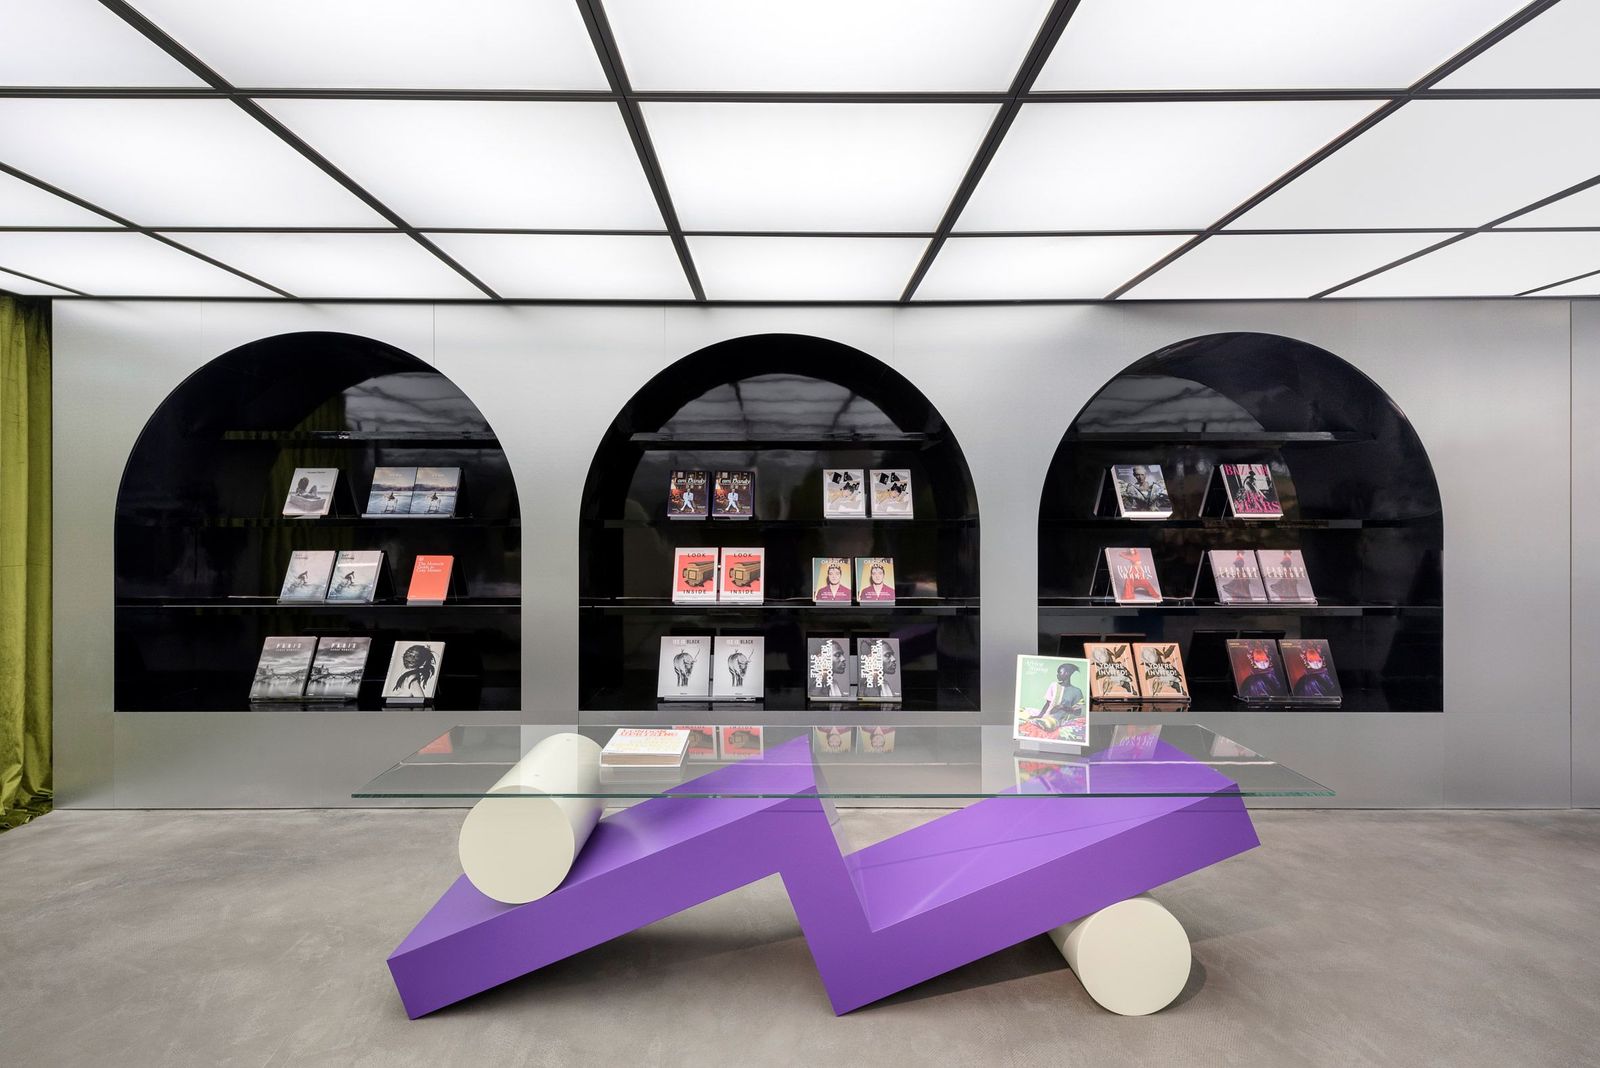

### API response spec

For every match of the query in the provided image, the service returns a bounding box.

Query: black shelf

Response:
[1039,601,1439,615]
[592,516,978,530]
[1064,430,1371,445]
[584,684,981,715]
[628,432,932,450]
[217,430,500,447]
[583,598,979,615]
[118,514,519,529]
[1040,516,1437,531]
[118,598,520,612]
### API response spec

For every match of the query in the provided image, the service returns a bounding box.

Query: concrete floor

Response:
[1,809,1597,1068]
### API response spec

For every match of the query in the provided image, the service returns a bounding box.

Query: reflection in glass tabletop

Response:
[354,723,1332,800]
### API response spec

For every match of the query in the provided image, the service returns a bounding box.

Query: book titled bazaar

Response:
[672,547,720,604]
[718,548,764,605]
[667,469,710,519]
[1220,463,1283,519]
[1106,547,1162,605]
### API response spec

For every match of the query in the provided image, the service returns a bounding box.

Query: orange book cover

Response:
[408,555,454,604]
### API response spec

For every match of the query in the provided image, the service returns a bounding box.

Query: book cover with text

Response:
[667,469,709,519]
[712,469,755,519]
[249,636,317,701]
[1227,639,1289,702]
[278,550,336,603]
[1210,549,1269,604]
[282,468,339,518]
[718,548,764,604]
[303,636,370,702]
[365,467,416,516]
[869,468,913,518]
[382,640,446,703]
[1279,638,1343,703]
[812,557,853,604]
[718,725,763,759]
[407,555,454,605]
[1133,642,1191,701]
[812,726,854,756]
[1220,463,1283,519]
[822,469,866,518]
[326,550,384,604]
[710,636,764,700]
[1260,548,1317,604]
[674,725,719,761]
[1110,464,1174,519]
[1106,546,1163,604]
[1084,642,1141,700]
[409,467,461,516]
[857,638,902,702]
[855,556,896,604]
[807,637,856,701]
[856,726,896,754]
[1012,655,1089,746]
[672,547,720,604]
[657,636,711,700]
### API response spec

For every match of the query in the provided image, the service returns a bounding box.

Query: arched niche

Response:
[579,333,980,714]
[1039,331,1442,713]
[115,331,521,712]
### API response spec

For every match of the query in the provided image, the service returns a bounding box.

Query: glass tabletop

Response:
[354,722,1332,799]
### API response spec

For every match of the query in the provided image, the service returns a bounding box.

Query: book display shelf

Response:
[578,334,980,717]
[114,332,521,712]
[1039,332,1443,714]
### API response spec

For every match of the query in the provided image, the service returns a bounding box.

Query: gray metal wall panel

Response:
[1572,300,1599,808]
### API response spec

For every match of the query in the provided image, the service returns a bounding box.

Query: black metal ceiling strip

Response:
[37,292,1584,307]
[897,0,1085,302]
[0,262,89,296]
[574,0,705,301]
[1519,265,1600,296]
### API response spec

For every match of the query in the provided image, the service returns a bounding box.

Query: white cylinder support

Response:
[1047,895,1192,1016]
[457,733,604,905]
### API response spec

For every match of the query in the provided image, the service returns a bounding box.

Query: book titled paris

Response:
[303,636,371,702]
[364,467,416,516]
[325,550,385,604]
[1219,463,1283,520]
[1105,547,1163,605]
[711,469,755,519]
[409,467,461,516]
[657,636,711,701]
[277,549,336,603]
[382,640,446,705]
[249,636,317,702]
[1259,548,1317,604]
[1210,549,1268,604]
[822,469,867,519]
[869,469,913,519]
[1110,464,1174,519]
[857,637,901,703]
[281,468,339,518]
[667,469,710,519]
[854,557,895,604]
[711,636,764,701]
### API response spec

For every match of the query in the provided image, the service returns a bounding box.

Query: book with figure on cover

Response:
[710,636,764,700]
[712,469,755,519]
[1132,642,1191,702]
[325,550,385,604]
[854,557,896,605]
[249,636,317,701]
[857,726,896,755]
[407,555,454,605]
[365,467,416,517]
[822,469,867,518]
[1106,547,1163,604]
[673,725,719,761]
[277,550,336,603]
[869,469,913,518]
[1084,642,1141,701]
[1219,463,1283,520]
[1227,639,1289,703]
[672,548,720,604]
[718,725,763,759]
[656,636,711,700]
[382,640,446,705]
[282,468,339,518]
[857,638,901,702]
[303,636,370,702]
[1279,638,1343,705]
[718,548,764,605]
[812,726,854,756]
[807,637,856,701]
[812,557,853,604]
[1259,548,1316,604]
[409,467,460,516]
[1210,549,1269,604]
[600,728,691,767]
[1110,464,1174,519]
[1013,655,1089,747]
[667,469,710,519]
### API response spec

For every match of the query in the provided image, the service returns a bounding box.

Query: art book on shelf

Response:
[712,469,755,519]
[1226,638,1289,702]
[600,728,691,767]
[1279,638,1343,704]
[807,637,856,701]
[365,467,416,516]
[812,726,853,756]
[1210,549,1269,604]
[672,548,720,604]
[673,725,719,761]
[718,725,763,759]
[812,556,853,604]
[1133,642,1191,702]
[718,548,764,605]
[1260,548,1316,603]
[1106,547,1163,604]
[410,467,461,516]
[278,550,336,603]
[407,555,453,605]
[282,468,339,518]
[710,636,764,701]
[656,636,711,700]
[1219,463,1283,520]
[1012,655,1089,747]
[303,636,370,702]
[822,468,866,518]
[382,640,446,705]
[857,726,896,754]
[325,550,385,604]
[855,556,895,604]
[857,638,901,702]
[249,636,317,701]
[667,469,709,519]
[1110,464,1174,519]
[869,469,913,519]
[1084,642,1141,701]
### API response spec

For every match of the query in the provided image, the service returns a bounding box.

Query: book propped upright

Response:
[365,467,416,516]
[278,550,336,603]
[249,636,317,702]
[1226,638,1290,705]
[382,640,446,706]
[1201,549,1269,604]
[672,548,719,604]
[1279,638,1343,706]
[711,469,755,519]
[667,469,710,519]
[282,468,342,518]
[657,636,712,700]
[1084,642,1141,701]
[303,636,371,703]
[1132,642,1192,704]
[407,555,455,605]
[710,635,764,701]
[1201,462,1284,520]
[1096,547,1163,605]
[822,469,866,519]
[1260,548,1316,604]
[325,550,389,604]
[410,467,461,517]
[1096,464,1174,519]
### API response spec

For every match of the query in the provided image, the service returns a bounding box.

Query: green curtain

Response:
[0,296,51,830]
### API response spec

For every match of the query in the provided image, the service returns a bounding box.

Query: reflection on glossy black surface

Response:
[1042,332,1444,713]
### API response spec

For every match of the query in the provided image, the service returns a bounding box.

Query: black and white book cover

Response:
[1110,464,1174,519]
[822,469,867,519]
[712,469,755,519]
[667,469,710,519]
[657,636,712,701]
[409,467,461,516]
[303,636,371,702]
[249,636,317,701]
[857,637,902,702]
[282,467,339,518]
[277,549,336,603]
[325,550,385,604]
[382,640,446,704]
[807,637,857,701]
[869,469,914,519]
[710,636,764,701]
[365,466,416,516]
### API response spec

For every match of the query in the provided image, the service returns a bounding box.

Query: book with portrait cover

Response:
[1210,549,1269,604]
[282,467,339,518]
[277,549,336,603]
[1259,548,1316,604]
[712,469,755,519]
[812,726,854,756]
[718,548,764,605]
[249,636,317,701]
[1219,463,1283,519]
[409,467,461,516]
[1012,655,1089,747]
[673,725,719,761]
[382,640,446,705]
[1084,642,1141,701]
[1110,464,1174,519]
[407,555,453,605]
[656,636,711,700]
[1132,642,1191,702]
[303,636,370,702]
[718,725,763,759]
[710,635,764,701]
[667,469,709,519]
[365,467,416,517]
[325,550,385,604]
[1279,638,1343,704]
[869,468,913,519]
[854,556,896,605]
[807,637,856,701]
[1106,546,1163,604]
[822,468,866,519]
[1014,755,1089,795]
[1227,639,1289,703]
[857,637,901,702]
[672,547,720,604]
[856,726,896,755]
[812,556,853,604]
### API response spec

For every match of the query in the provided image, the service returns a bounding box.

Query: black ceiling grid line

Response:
[95,0,503,300]
[574,0,705,301]
[36,293,1585,307]
[1102,0,1568,301]
[1520,266,1600,296]
[898,0,1085,302]
[0,262,89,296]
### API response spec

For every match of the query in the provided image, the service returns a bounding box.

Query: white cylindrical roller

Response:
[1047,894,1191,1016]
[457,733,604,905]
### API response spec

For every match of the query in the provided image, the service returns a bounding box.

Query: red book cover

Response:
[407,555,453,604]
[1106,547,1162,604]
[718,548,764,604]
[718,725,763,759]
[672,547,720,604]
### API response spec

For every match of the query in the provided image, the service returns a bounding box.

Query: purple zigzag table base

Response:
[389,738,1259,1017]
